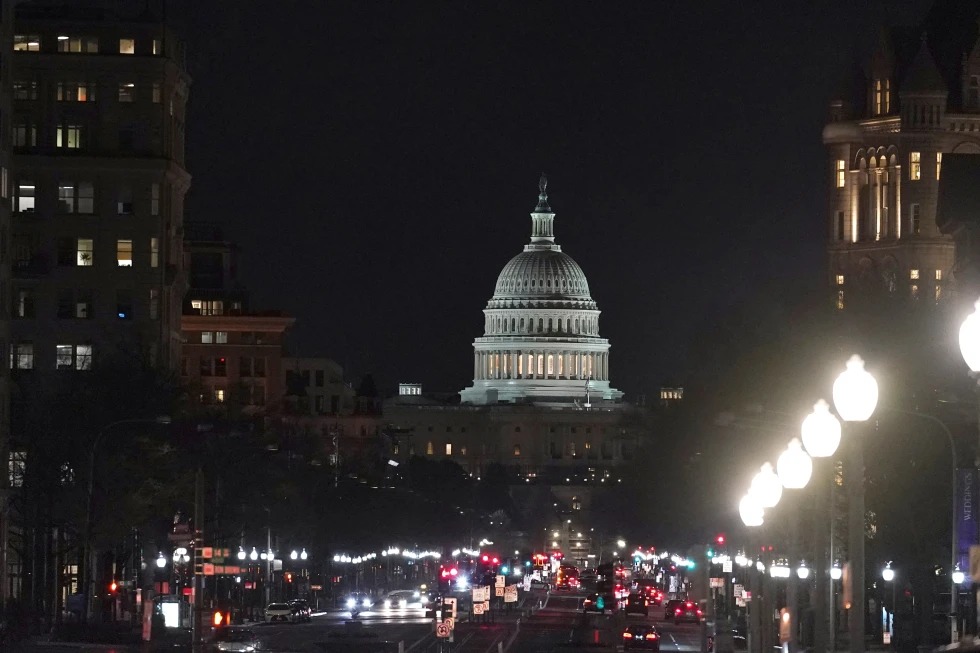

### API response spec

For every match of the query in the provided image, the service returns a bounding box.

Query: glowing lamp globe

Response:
[777,439,812,489]
[832,355,878,422]
[882,567,895,582]
[961,300,980,372]
[830,567,842,580]
[739,494,764,527]
[801,399,842,458]
[749,462,782,508]
[953,570,966,585]
[797,565,810,580]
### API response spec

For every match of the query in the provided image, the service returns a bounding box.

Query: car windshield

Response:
[267,603,290,610]
[626,625,655,635]
[215,629,254,642]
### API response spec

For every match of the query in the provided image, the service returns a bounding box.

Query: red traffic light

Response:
[449,568,458,576]
[482,555,489,562]
[492,557,499,565]
[716,534,726,545]
[109,581,118,593]
[285,572,293,583]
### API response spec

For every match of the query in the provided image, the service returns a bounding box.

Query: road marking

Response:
[670,632,680,649]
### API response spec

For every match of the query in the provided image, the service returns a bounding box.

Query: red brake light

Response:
[482,555,489,562]
[697,609,703,615]
[450,568,458,576]
[623,632,634,639]
[646,634,658,640]
[492,557,499,564]
[686,602,694,608]
[675,608,682,614]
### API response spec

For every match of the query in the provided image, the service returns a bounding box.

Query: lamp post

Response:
[83,416,171,623]
[881,564,896,644]
[832,355,879,653]
[741,492,765,653]
[801,399,843,653]
[776,438,813,653]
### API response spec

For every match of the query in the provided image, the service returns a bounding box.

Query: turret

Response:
[900,34,948,128]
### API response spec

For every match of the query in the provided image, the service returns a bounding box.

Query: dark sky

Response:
[173,0,934,400]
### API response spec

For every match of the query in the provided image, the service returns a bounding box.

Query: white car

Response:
[380,589,425,610]
[264,602,297,623]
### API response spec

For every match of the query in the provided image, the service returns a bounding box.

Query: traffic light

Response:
[716,534,726,546]
[213,610,224,627]
[109,580,118,593]
[285,572,294,583]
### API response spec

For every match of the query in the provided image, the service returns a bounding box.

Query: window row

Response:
[10,343,92,370]
[14,287,159,321]
[14,80,163,104]
[14,237,160,268]
[190,356,267,378]
[15,35,161,56]
[416,440,614,459]
[15,181,160,215]
[835,282,944,310]
[835,269,942,286]
[834,152,943,187]
[198,384,266,406]
[832,203,925,242]
[14,119,165,153]
[484,315,599,335]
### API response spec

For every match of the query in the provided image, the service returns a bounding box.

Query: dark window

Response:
[254,358,266,377]
[57,238,74,266]
[57,290,73,318]
[315,370,324,387]
[116,290,132,319]
[836,211,845,241]
[239,356,251,377]
[14,288,34,318]
[301,370,310,386]
[200,357,212,377]
[215,357,227,377]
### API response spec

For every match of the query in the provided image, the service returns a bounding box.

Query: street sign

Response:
[523,576,531,591]
[310,584,323,591]
[202,547,213,559]
[444,618,455,631]
[734,584,744,598]
[472,587,485,602]
[710,577,724,588]
[504,586,518,603]
[442,598,457,619]
[883,632,892,645]
[743,591,752,601]
[723,560,733,573]
[436,623,451,638]
[483,601,490,612]
[495,575,505,588]
[473,603,485,615]
[495,587,504,597]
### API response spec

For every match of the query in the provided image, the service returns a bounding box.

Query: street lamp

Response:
[156,553,167,569]
[953,569,966,585]
[616,539,626,549]
[801,399,842,458]
[958,299,980,373]
[250,547,258,561]
[833,354,878,653]
[83,415,171,622]
[750,463,782,508]
[238,549,246,561]
[881,564,896,642]
[776,439,812,489]
[739,494,764,527]
[797,563,810,580]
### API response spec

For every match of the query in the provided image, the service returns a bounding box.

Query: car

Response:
[671,600,703,624]
[663,599,685,620]
[623,624,661,650]
[288,599,312,622]
[529,578,551,591]
[380,589,426,610]
[345,593,374,611]
[582,592,616,614]
[211,627,259,652]
[264,602,298,623]
[624,593,649,617]
[632,580,664,606]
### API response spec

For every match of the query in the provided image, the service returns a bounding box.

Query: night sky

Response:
[173,0,935,400]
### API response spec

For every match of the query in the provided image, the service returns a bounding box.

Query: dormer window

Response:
[970,76,980,109]
[874,79,890,115]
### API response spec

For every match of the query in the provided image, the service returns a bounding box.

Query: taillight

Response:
[686,602,693,608]
[623,632,634,639]
[675,608,682,614]
[697,609,704,616]
[646,634,658,640]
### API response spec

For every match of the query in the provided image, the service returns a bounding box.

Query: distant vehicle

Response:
[623,624,661,651]
[624,593,649,617]
[211,626,259,652]
[264,602,298,623]
[582,592,616,614]
[288,599,312,622]
[555,565,580,591]
[670,600,703,624]
[381,589,426,610]
[632,580,664,606]
[346,593,374,610]
[529,579,551,591]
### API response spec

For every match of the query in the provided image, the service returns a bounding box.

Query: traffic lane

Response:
[251,619,430,651]
[648,619,703,652]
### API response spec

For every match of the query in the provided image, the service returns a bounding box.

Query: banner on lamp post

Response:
[957,469,977,585]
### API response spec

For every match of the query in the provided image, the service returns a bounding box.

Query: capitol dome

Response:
[459,176,623,406]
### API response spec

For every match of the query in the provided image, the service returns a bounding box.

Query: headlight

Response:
[383,600,391,609]
[413,591,420,598]
[346,598,356,608]
[399,599,407,608]
[421,596,428,604]
[362,598,372,607]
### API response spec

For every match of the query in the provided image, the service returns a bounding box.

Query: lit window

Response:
[937,152,943,180]
[14,35,40,51]
[116,240,133,266]
[13,124,37,148]
[910,269,920,280]
[426,441,434,455]
[152,82,162,103]
[57,36,98,53]
[56,124,83,149]
[2,168,8,199]
[13,81,37,100]
[119,38,135,54]
[76,239,93,266]
[835,160,845,188]
[884,79,891,113]
[910,203,921,234]
[153,39,161,55]
[936,270,942,281]
[16,183,35,212]
[56,344,92,370]
[57,82,96,102]
[836,274,844,286]
[445,443,453,456]
[513,444,521,457]
[201,332,213,344]
[149,288,159,320]
[118,83,135,102]
[15,289,34,318]
[216,331,228,344]
[58,184,75,212]
[191,300,224,316]
[75,291,92,319]
[911,284,920,300]
[215,388,225,403]
[910,152,921,180]
[150,237,159,268]
[9,451,27,487]
[11,344,33,370]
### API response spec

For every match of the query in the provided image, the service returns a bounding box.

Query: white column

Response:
[473,352,479,380]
